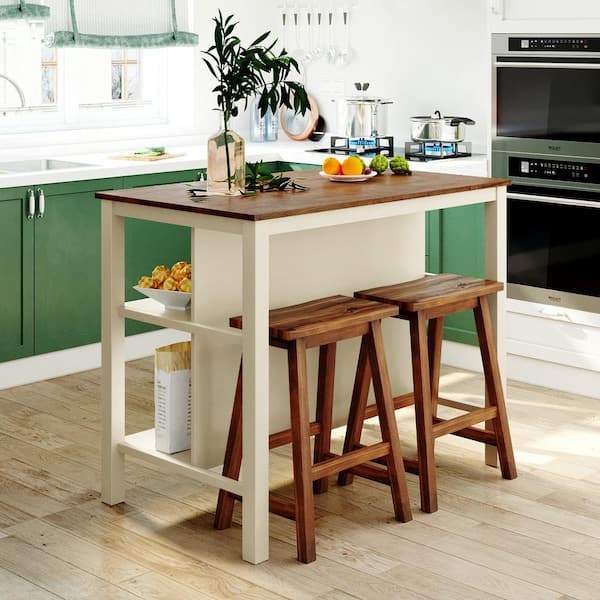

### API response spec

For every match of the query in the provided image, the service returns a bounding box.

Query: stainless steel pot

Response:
[333,86,392,138]
[411,111,475,142]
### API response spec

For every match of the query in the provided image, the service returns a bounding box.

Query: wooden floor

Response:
[0,358,598,599]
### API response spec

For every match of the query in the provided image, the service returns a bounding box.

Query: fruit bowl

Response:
[133,285,191,311]
[319,171,377,183]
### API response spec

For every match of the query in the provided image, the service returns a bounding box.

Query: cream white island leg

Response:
[241,221,271,564]
[101,202,126,505]
[484,185,508,468]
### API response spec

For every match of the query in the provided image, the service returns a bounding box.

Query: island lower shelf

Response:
[119,428,240,493]
[121,298,241,338]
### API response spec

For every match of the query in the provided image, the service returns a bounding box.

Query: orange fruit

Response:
[322,157,342,175]
[342,156,364,176]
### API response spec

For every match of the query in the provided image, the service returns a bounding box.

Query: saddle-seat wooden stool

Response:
[339,274,517,514]
[214,295,412,563]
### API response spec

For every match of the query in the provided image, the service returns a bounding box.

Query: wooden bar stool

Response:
[341,274,517,514]
[214,295,412,563]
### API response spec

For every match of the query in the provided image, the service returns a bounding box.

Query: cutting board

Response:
[111,152,186,162]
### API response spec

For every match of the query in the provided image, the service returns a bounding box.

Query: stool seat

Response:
[230,295,399,341]
[216,294,412,563]
[356,274,503,314]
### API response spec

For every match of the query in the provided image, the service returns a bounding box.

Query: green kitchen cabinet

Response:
[426,204,485,346]
[122,170,199,335]
[0,186,34,362]
[0,178,121,361]
[1,169,200,363]
[34,178,122,355]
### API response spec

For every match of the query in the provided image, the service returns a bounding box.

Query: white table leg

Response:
[241,221,270,564]
[484,186,507,468]
[101,202,126,504]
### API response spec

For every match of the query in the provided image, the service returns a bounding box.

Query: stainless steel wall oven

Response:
[492,34,600,313]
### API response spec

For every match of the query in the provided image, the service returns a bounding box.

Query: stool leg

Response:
[288,339,317,563]
[313,343,337,494]
[367,321,412,522]
[428,317,444,418]
[338,336,372,487]
[473,296,518,480]
[214,359,243,530]
[410,312,438,513]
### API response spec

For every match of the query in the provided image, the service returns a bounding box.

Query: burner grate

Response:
[405,141,472,161]
[328,135,394,155]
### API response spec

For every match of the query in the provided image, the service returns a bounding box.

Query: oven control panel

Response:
[509,157,600,184]
[509,37,600,52]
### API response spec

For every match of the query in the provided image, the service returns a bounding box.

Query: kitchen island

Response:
[97,168,509,564]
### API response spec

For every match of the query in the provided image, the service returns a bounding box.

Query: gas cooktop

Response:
[306,136,473,161]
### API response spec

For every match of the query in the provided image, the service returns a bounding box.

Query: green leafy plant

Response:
[203,11,310,191]
[244,160,308,194]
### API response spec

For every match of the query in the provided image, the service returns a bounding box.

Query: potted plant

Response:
[203,11,309,194]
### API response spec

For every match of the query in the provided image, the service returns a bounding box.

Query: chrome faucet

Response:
[0,73,26,107]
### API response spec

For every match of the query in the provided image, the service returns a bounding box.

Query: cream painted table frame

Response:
[100,182,506,565]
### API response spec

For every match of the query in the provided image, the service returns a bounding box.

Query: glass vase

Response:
[207,113,245,194]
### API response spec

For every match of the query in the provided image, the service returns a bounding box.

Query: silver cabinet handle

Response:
[36,188,45,218]
[508,192,600,210]
[26,189,35,219]
[495,61,600,69]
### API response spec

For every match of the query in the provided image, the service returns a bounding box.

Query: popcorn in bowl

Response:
[134,261,192,311]
[137,261,192,292]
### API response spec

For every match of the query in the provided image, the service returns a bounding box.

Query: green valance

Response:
[0,1,50,20]
[49,31,198,49]
[46,0,198,48]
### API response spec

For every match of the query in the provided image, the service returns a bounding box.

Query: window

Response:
[41,46,57,104]
[0,23,195,140]
[111,49,139,101]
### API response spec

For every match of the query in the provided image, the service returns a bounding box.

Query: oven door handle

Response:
[495,61,600,69]
[508,192,600,209]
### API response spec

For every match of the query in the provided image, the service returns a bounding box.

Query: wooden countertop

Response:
[96,169,510,222]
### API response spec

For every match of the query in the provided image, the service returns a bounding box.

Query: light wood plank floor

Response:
[0,358,598,599]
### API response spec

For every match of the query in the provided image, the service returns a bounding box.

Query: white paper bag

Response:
[154,341,191,454]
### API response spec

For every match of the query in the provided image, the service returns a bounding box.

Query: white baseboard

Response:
[441,340,598,399]
[3,334,597,400]
[0,329,191,390]
[507,354,599,399]
[441,340,483,373]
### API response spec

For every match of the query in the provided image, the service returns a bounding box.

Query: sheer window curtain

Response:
[44,0,198,47]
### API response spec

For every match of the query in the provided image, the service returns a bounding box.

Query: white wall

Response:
[194,1,491,153]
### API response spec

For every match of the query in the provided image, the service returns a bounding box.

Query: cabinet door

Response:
[0,190,34,361]
[490,0,600,32]
[123,171,195,335]
[426,204,485,346]
[34,179,121,354]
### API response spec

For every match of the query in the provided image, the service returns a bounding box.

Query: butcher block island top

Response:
[96,170,511,221]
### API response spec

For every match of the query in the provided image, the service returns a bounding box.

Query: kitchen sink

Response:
[0,159,93,173]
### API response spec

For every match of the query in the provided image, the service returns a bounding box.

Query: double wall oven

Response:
[492,34,600,313]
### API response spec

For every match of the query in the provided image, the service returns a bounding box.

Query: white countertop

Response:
[0,139,488,189]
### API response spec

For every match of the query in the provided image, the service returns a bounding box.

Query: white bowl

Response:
[133,285,191,311]
[319,170,377,183]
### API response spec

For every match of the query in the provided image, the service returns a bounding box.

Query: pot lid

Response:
[333,97,392,104]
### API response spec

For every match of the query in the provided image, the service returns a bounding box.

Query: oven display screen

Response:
[509,157,600,184]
